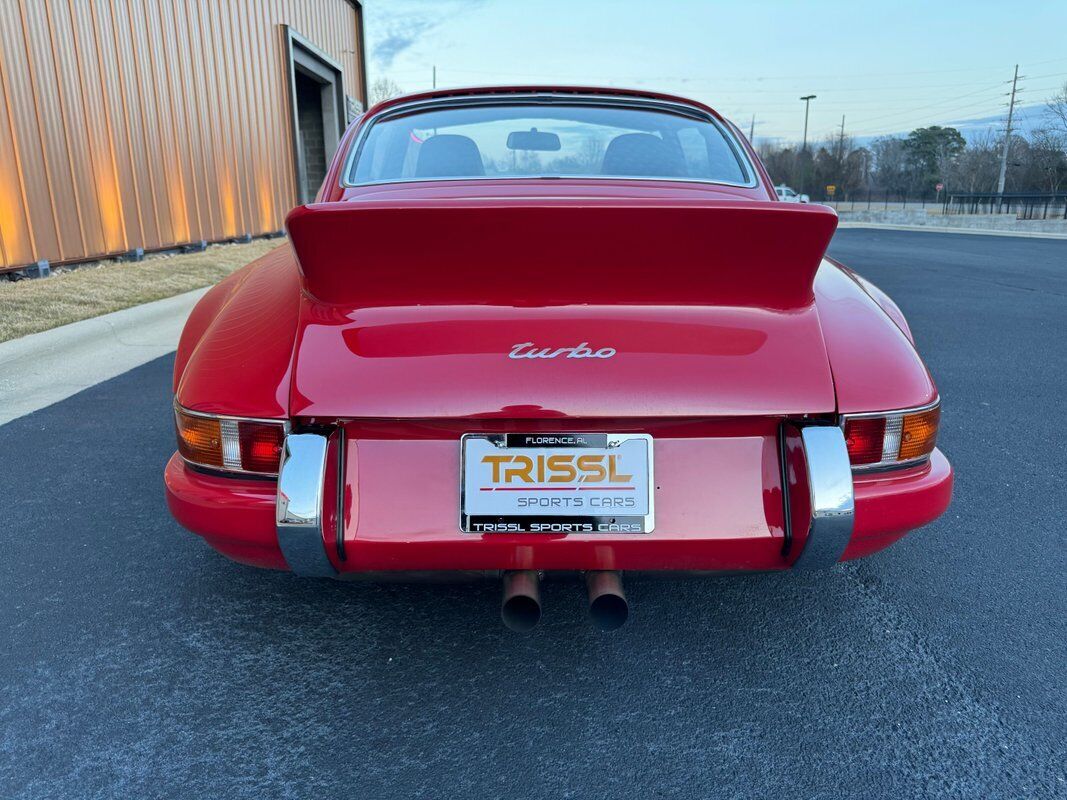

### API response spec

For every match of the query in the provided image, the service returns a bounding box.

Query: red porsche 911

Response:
[165,86,952,630]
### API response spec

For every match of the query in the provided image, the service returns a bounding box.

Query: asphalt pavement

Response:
[1,229,1064,799]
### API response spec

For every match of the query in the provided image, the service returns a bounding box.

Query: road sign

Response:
[936,182,944,192]
[826,184,836,196]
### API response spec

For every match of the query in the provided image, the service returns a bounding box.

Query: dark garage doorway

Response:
[285,28,345,204]
[295,72,328,201]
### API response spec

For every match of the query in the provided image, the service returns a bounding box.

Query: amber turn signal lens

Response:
[174,406,286,475]
[175,409,223,467]
[898,406,940,461]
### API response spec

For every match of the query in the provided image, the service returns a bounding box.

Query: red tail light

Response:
[174,405,286,476]
[239,422,286,473]
[842,402,941,471]
[843,417,886,465]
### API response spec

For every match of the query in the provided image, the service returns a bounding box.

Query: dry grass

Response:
[0,239,283,343]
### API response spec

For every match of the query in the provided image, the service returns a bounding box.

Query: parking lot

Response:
[1,229,1064,798]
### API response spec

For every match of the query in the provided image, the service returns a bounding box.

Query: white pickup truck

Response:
[775,185,810,203]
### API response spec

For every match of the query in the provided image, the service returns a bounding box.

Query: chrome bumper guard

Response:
[276,432,337,577]
[792,425,855,569]
[274,426,853,575]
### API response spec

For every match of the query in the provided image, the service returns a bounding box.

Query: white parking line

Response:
[0,287,207,426]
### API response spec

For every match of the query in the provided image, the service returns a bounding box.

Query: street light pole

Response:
[798,94,816,194]
[800,94,816,152]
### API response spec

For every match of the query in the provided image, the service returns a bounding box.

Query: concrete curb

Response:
[837,222,1067,240]
[0,287,208,426]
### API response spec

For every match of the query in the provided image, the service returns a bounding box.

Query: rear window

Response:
[347,101,752,186]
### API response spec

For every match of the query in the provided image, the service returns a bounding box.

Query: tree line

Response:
[759,126,1066,199]
[758,84,1067,199]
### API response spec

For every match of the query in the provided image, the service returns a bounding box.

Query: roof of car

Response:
[362,85,730,125]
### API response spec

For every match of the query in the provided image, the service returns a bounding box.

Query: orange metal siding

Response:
[0,0,365,271]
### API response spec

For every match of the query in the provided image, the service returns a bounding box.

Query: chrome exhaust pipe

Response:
[500,570,542,632]
[585,571,629,631]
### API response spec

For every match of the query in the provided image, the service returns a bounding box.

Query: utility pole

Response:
[432,65,437,89]
[997,64,1019,197]
[800,95,816,152]
[749,114,756,143]
[838,115,846,195]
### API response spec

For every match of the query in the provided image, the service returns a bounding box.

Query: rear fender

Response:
[173,269,248,392]
[175,246,301,419]
[814,263,936,414]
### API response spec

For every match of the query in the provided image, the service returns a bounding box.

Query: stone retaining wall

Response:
[835,209,1067,235]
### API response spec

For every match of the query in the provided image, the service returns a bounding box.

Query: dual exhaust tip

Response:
[500,570,628,632]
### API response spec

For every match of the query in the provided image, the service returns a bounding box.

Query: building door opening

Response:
[295,72,328,202]
[286,29,345,204]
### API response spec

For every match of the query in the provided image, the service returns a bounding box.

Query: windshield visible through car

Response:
[347,101,752,185]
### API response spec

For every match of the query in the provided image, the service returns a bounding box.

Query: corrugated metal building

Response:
[0,0,366,274]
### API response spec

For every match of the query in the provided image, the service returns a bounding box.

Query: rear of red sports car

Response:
[165,87,952,629]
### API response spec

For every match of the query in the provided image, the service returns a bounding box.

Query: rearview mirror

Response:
[506,128,561,152]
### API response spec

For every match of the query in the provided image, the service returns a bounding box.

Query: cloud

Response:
[372,20,434,69]
[367,1,486,70]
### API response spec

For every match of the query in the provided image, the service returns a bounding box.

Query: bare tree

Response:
[846,147,872,193]
[1027,129,1067,192]
[1046,82,1067,138]
[870,137,912,194]
[809,133,866,197]
[943,132,1000,193]
[757,142,798,187]
[370,77,404,106]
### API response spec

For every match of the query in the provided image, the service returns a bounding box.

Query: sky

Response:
[361,0,1067,145]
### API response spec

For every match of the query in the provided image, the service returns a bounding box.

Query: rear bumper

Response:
[844,448,953,560]
[164,454,287,570]
[164,446,952,574]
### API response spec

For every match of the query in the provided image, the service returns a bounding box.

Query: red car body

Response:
[165,87,951,607]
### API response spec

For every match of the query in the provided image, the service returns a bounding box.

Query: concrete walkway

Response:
[0,287,207,426]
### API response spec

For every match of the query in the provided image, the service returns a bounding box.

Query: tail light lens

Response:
[842,402,940,471]
[899,406,940,461]
[174,411,224,468]
[239,421,288,473]
[842,416,886,466]
[174,405,286,476]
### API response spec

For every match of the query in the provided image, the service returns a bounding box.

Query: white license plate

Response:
[461,433,654,533]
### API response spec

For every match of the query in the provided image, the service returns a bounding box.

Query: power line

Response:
[850,105,1011,135]
[846,97,1016,136]
[1013,83,1067,95]
[1018,71,1067,81]
[430,70,1028,95]
[402,60,1055,84]
[845,82,1007,127]
[722,90,1008,111]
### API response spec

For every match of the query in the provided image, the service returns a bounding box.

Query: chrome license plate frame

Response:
[460,433,654,534]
